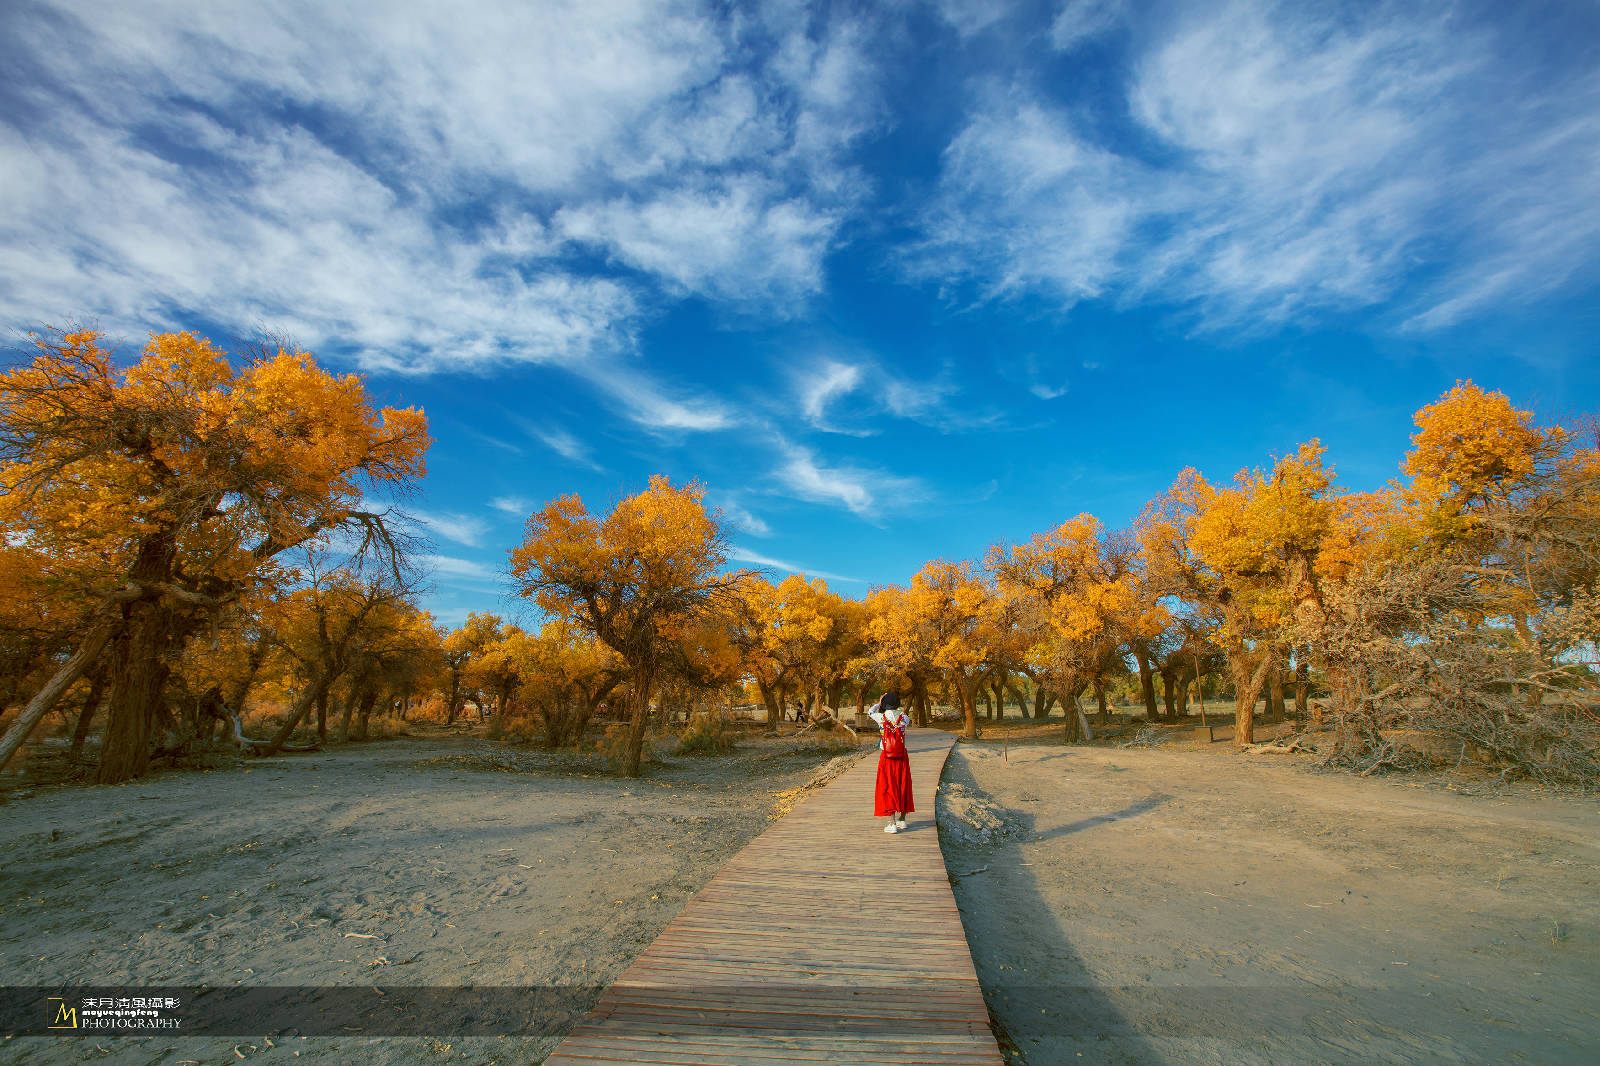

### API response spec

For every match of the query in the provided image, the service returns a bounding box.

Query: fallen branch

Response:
[1243,738,1308,755]
[793,710,858,739]
[229,714,320,755]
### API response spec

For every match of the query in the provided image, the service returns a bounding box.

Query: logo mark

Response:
[47,997,78,1029]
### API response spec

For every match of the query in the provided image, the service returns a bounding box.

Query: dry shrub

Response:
[240,700,292,737]
[677,711,736,755]
[487,688,600,749]
[787,728,860,756]
[1306,553,1600,788]
[1119,724,1166,749]
[361,711,411,739]
[410,693,450,722]
[486,711,540,744]
[595,722,652,770]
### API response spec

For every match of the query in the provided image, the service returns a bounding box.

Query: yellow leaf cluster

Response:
[1403,379,1563,541]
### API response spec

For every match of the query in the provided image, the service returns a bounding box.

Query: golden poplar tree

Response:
[0,330,428,780]
[508,476,744,776]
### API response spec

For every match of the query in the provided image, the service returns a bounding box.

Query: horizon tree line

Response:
[2,328,1595,786]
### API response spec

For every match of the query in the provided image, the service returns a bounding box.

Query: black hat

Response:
[880,690,901,709]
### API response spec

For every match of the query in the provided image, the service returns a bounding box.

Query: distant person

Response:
[868,691,913,834]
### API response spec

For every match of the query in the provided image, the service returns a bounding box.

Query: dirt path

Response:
[937,742,1599,1065]
[0,732,860,1065]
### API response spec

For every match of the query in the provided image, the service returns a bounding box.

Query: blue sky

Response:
[3,0,1597,627]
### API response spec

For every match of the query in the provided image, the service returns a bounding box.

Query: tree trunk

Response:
[855,686,868,716]
[1063,694,1093,742]
[1093,675,1108,725]
[1033,684,1049,720]
[264,671,333,755]
[98,604,171,785]
[1512,611,1535,649]
[68,666,108,761]
[97,524,189,784]
[757,680,782,728]
[354,688,378,740]
[957,678,979,740]
[618,668,655,777]
[315,687,329,742]
[446,671,463,725]
[1232,652,1273,748]
[990,676,1007,720]
[914,683,930,727]
[1267,660,1286,721]
[0,619,118,775]
[1295,659,1309,718]
[226,643,267,723]
[338,687,363,742]
[1135,648,1158,720]
[827,680,844,712]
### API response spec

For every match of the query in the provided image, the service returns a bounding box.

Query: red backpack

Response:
[880,713,907,758]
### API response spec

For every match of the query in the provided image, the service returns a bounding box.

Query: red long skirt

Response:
[874,753,914,816]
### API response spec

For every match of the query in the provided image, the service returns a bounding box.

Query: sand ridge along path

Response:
[543,727,1004,1065]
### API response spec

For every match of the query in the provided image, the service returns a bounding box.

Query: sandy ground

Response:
[0,728,861,1065]
[936,734,1600,1065]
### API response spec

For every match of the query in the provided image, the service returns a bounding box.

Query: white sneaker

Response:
[883,823,900,833]
[896,818,907,829]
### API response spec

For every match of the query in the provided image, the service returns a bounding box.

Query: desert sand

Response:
[936,731,1599,1065]
[5,717,1596,1066]
[0,729,859,1065]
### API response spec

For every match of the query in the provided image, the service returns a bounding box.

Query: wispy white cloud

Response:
[413,510,491,549]
[429,606,475,628]
[0,0,884,404]
[799,360,864,423]
[459,426,525,456]
[1050,0,1127,51]
[505,415,606,470]
[881,371,961,423]
[772,439,927,519]
[1029,383,1068,400]
[556,177,840,305]
[728,546,863,585]
[790,355,967,434]
[930,0,1019,38]
[489,496,532,517]
[419,554,500,582]
[918,0,1600,330]
[796,358,870,428]
[574,361,736,432]
[715,498,773,538]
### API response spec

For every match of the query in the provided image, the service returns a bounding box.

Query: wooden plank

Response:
[541,727,1003,1065]
[556,1030,992,1056]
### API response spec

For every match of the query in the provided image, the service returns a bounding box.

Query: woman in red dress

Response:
[868,691,913,833]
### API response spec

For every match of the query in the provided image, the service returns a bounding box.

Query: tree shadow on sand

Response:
[938,752,1163,1065]
[1032,793,1173,844]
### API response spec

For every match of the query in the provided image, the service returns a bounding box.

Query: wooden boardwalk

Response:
[543,727,1003,1065]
